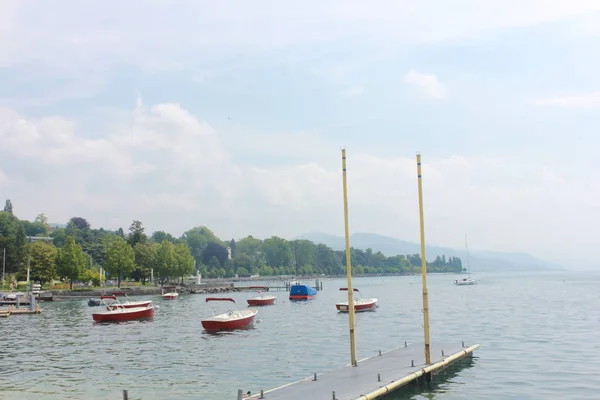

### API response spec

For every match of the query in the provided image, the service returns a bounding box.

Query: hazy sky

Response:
[1,1,599,267]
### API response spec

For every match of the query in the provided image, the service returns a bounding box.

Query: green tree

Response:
[259,265,274,277]
[154,240,175,285]
[151,230,177,244]
[223,259,235,277]
[51,228,67,247]
[132,242,155,285]
[18,241,58,286]
[22,217,50,237]
[182,226,224,265]
[103,235,135,288]
[315,244,342,275]
[235,236,262,257]
[261,236,293,268]
[69,217,90,231]
[202,242,228,266]
[56,236,86,290]
[4,199,13,214]
[0,211,26,273]
[128,220,147,247]
[233,254,254,274]
[80,269,101,286]
[208,256,221,271]
[174,243,195,284]
[290,239,316,273]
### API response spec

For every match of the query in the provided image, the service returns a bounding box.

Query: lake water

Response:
[2,271,599,400]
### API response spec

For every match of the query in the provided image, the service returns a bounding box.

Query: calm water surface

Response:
[1,271,599,399]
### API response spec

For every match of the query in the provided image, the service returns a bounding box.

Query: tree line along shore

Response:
[0,199,463,290]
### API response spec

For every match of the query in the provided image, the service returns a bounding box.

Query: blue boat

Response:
[289,283,318,301]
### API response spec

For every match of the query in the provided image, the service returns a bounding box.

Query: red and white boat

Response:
[92,296,154,322]
[162,286,179,300]
[335,288,378,313]
[104,293,152,310]
[246,286,276,306]
[201,297,258,332]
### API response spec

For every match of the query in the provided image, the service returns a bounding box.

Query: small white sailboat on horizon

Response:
[454,234,477,286]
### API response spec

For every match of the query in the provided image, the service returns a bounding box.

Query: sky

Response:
[1,0,600,268]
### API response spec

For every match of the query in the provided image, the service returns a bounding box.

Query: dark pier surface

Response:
[246,342,479,400]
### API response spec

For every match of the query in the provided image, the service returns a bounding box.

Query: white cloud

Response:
[342,86,364,98]
[1,101,598,267]
[528,92,600,108]
[403,70,446,99]
[2,1,600,73]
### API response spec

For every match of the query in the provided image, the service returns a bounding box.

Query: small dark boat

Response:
[88,298,102,307]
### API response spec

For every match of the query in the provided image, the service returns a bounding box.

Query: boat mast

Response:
[465,234,470,278]
[416,153,431,365]
[341,148,358,367]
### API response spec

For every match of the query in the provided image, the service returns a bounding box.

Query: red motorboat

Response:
[103,293,152,310]
[201,297,258,332]
[162,286,179,300]
[92,296,154,322]
[246,286,276,306]
[335,288,378,313]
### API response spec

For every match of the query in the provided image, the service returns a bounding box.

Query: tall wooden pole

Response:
[342,148,358,366]
[416,153,431,364]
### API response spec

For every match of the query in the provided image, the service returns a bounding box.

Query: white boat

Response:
[246,287,276,306]
[336,288,378,312]
[201,298,258,331]
[162,286,179,300]
[455,234,477,286]
[454,277,477,285]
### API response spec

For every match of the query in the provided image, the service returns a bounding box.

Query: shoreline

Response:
[17,271,464,299]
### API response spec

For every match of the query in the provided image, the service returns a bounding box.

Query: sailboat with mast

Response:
[454,234,477,285]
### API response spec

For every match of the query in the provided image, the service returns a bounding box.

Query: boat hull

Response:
[201,309,258,332]
[454,279,477,286]
[163,293,179,300]
[336,298,378,312]
[93,305,154,322]
[289,294,318,300]
[289,284,318,301]
[247,296,276,306]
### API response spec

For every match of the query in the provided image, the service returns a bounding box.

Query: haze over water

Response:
[2,271,598,400]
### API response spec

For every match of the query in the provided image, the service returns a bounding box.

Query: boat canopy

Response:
[206,297,235,303]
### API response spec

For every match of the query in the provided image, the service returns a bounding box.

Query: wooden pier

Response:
[234,279,323,292]
[8,304,42,314]
[246,342,479,399]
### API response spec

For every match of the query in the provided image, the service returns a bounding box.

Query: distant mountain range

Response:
[295,232,564,272]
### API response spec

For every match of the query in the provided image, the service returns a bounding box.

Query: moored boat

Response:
[289,283,317,300]
[162,286,179,300]
[246,287,276,306]
[92,297,154,323]
[454,277,477,285]
[201,297,258,332]
[336,288,378,312]
[455,235,478,286]
[104,293,152,309]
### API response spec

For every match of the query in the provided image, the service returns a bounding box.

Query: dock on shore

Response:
[8,304,42,315]
[245,342,479,400]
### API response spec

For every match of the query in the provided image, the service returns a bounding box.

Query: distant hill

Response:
[295,232,563,272]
